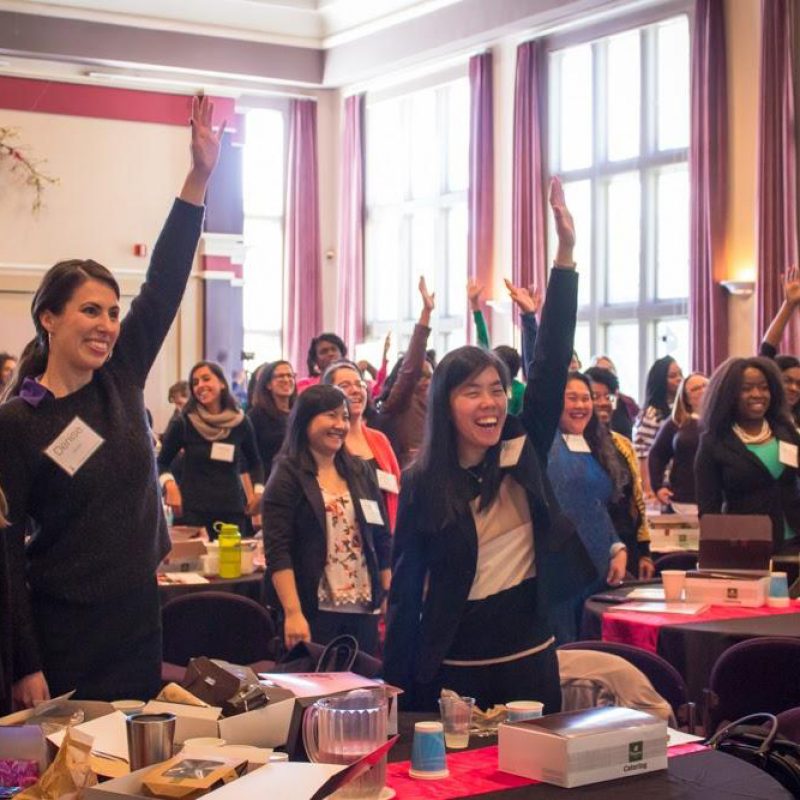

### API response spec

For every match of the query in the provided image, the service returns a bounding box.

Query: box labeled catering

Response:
[498,706,667,788]
[685,572,770,607]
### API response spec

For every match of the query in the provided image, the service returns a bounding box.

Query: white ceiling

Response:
[1,0,463,46]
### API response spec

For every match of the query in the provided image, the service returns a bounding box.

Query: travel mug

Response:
[126,713,176,770]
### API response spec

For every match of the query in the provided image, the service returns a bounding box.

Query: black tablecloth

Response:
[391,714,792,798]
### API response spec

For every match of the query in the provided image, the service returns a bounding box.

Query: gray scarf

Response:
[187,405,244,442]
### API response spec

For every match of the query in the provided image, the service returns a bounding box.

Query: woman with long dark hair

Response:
[383,178,586,711]
[261,385,391,655]
[159,360,262,540]
[546,372,629,643]
[0,97,222,709]
[696,357,800,553]
[247,360,296,480]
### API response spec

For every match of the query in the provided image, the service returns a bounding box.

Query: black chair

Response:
[704,637,800,734]
[161,591,281,684]
[560,640,696,731]
[653,551,698,574]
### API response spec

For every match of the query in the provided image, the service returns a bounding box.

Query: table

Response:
[157,571,265,605]
[387,713,792,798]
[582,586,800,703]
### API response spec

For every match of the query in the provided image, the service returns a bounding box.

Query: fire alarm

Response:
[133,243,148,257]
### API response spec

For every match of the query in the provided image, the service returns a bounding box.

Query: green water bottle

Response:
[216,522,242,579]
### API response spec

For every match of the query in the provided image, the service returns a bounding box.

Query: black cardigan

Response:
[695,424,800,552]
[383,268,593,701]
[261,457,392,620]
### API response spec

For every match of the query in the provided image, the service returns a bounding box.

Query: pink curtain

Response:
[336,93,365,350]
[690,0,728,374]
[284,99,322,372]
[756,0,799,353]
[512,39,548,299]
[468,52,494,342]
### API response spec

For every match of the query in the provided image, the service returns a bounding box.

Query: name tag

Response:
[563,433,592,453]
[779,440,799,468]
[375,469,399,494]
[499,436,526,468]
[360,499,384,526]
[210,442,235,462]
[44,416,104,476]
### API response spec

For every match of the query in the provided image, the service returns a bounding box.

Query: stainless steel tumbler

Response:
[125,712,176,770]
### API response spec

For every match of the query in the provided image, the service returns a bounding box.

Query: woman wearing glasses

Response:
[248,360,297,480]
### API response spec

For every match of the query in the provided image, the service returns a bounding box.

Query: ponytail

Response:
[2,334,48,401]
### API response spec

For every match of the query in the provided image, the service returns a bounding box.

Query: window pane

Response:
[657,17,689,150]
[243,109,284,217]
[605,321,640,398]
[243,331,282,367]
[562,180,592,307]
[574,323,591,369]
[656,165,689,299]
[606,172,641,304]
[607,30,640,161]
[411,209,436,309]
[367,98,406,205]
[557,44,593,171]
[447,204,467,317]
[243,218,282,332]
[410,89,438,199]
[366,215,401,322]
[656,317,689,374]
[447,79,469,192]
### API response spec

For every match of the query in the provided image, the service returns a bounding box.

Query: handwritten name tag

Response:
[44,416,104,476]
[210,442,235,462]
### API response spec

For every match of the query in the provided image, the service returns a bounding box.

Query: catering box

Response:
[685,572,770,607]
[647,514,699,552]
[498,706,667,788]
[158,539,206,573]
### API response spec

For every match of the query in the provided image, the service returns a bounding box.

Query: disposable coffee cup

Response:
[409,721,449,780]
[126,713,176,770]
[661,570,686,602]
[505,700,544,723]
[438,696,474,749]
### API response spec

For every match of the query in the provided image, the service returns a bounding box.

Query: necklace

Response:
[732,420,772,445]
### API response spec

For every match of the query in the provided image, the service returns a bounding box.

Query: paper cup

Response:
[506,700,544,723]
[409,721,449,779]
[661,570,686,602]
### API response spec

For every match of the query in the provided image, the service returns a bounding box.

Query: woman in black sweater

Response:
[247,360,296,480]
[696,357,800,554]
[0,97,223,710]
[159,361,263,540]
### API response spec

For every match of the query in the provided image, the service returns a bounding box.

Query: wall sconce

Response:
[720,280,755,298]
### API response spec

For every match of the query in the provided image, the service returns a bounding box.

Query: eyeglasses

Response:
[273,372,295,381]
[336,380,367,392]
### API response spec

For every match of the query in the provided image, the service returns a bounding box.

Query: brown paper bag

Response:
[18,728,97,800]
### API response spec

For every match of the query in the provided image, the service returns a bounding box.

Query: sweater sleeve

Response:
[473,310,490,349]
[239,417,264,485]
[115,199,204,387]
[520,311,539,380]
[760,341,778,359]
[261,463,303,573]
[379,324,431,416]
[157,416,186,476]
[695,434,723,516]
[647,419,676,492]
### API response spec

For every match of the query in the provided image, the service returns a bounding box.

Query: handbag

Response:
[705,713,800,795]
[272,634,382,677]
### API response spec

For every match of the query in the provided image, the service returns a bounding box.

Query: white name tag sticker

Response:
[779,440,799,468]
[44,416,104,476]
[499,436,526,468]
[210,442,235,462]
[563,433,592,453]
[360,499,384,525]
[375,469,399,494]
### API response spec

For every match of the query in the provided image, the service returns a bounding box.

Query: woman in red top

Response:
[322,361,401,531]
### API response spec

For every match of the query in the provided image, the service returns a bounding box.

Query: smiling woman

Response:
[0,96,224,712]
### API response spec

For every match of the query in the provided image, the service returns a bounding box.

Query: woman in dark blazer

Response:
[261,385,392,656]
[696,356,800,554]
[384,178,592,711]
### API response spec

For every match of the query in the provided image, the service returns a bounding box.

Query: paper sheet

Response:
[47,711,129,761]
[667,727,705,746]
[609,601,709,615]
[625,586,665,600]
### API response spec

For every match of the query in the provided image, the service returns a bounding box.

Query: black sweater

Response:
[158,414,263,515]
[0,199,204,702]
[246,406,288,480]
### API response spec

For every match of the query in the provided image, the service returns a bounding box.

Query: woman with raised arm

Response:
[383,179,588,711]
[0,96,223,710]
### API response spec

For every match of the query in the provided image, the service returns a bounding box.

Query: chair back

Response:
[162,591,279,667]
[706,637,800,733]
[559,640,689,721]
[777,707,800,744]
[653,551,698,574]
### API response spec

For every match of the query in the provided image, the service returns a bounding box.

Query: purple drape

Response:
[756,0,799,353]
[283,99,322,373]
[512,40,548,298]
[468,52,494,342]
[690,0,728,373]
[336,94,365,350]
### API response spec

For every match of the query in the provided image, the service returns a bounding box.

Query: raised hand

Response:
[382,331,392,361]
[180,95,227,205]
[504,278,539,315]
[549,176,576,266]
[784,266,800,306]
[419,276,435,312]
[467,279,484,312]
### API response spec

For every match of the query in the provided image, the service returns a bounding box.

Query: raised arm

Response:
[761,266,800,358]
[507,284,541,379]
[468,280,490,348]
[517,178,578,460]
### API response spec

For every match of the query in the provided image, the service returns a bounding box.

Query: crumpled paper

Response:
[18,728,97,800]
[157,683,207,707]
[440,688,507,735]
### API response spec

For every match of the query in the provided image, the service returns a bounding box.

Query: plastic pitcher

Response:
[214,522,242,579]
[302,688,388,799]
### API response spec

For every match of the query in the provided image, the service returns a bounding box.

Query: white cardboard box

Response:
[685,574,770,607]
[498,706,667,788]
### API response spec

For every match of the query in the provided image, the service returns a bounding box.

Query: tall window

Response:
[365,78,469,356]
[242,108,285,366]
[548,15,690,397]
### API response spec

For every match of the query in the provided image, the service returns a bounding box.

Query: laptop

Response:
[695,514,772,577]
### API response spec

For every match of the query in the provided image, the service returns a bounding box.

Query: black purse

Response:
[705,713,800,796]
